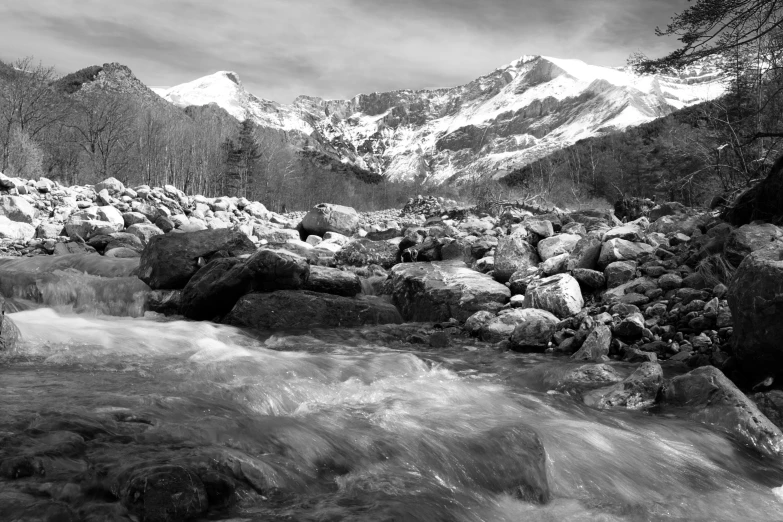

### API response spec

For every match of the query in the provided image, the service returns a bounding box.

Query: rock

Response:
[245,249,310,292]
[155,215,175,233]
[539,252,569,276]
[583,362,663,409]
[36,222,64,239]
[104,247,141,258]
[481,308,536,343]
[146,289,181,315]
[0,216,35,240]
[614,312,645,340]
[524,273,583,319]
[301,203,360,236]
[752,390,783,430]
[65,218,121,241]
[94,177,125,195]
[658,272,683,291]
[508,267,538,295]
[255,227,300,244]
[604,261,636,288]
[464,310,496,336]
[597,239,655,269]
[53,242,97,256]
[118,464,208,522]
[0,195,36,223]
[126,223,164,245]
[570,268,605,290]
[336,238,399,269]
[96,205,124,227]
[664,366,783,456]
[526,220,554,238]
[724,223,783,267]
[558,363,624,389]
[138,228,256,289]
[509,308,559,350]
[390,261,510,322]
[0,315,20,351]
[727,243,783,381]
[537,233,581,261]
[304,265,361,297]
[179,257,251,320]
[225,290,402,329]
[494,229,541,282]
[571,324,612,361]
[566,236,602,270]
[604,224,643,242]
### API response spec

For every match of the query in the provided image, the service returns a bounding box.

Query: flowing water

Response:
[2,259,783,521]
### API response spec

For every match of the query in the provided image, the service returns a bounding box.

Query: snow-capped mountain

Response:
[154,55,728,184]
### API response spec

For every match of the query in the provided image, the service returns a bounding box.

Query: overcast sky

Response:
[0,0,686,103]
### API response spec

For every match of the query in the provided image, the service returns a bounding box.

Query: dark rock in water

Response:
[225,290,402,330]
[138,229,255,289]
[147,289,181,315]
[180,258,251,320]
[559,363,624,390]
[727,243,783,381]
[335,238,400,269]
[390,261,510,322]
[723,223,783,268]
[428,331,451,348]
[304,265,362,297]
[0,314,20,351]
[663,366,783,456]
[455,425,550,504]
[117,464,208,522]
[583,362,663,409]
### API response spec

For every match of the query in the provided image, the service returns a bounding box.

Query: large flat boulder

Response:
[390,261,510,322]
[727,243,783,381]
[663,366,783,456]
[138,228,256,289]
[723,223,783,267]
[301,203,359,236]
[224,290,402,330]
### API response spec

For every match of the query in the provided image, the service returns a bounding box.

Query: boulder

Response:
[117,464,208,522]
[571,268,605,290]
[481,308,536,343]
[390,261,510,322]
[104,247,140,258]
[723,223,783,267]
[94,177,125,195]
[663,366,783,456]
[255,227,300,244]
[301,203,360,236]
[727,243,783,381]
[509,308,559,350]
[97,205,124,227]
[464,310,496,336]
[565,236,602,271]
[524,273,583,319]
[537,233,581,261]
[597,239,655,269]
[0,195,36,223]
[583,362,663,409]
[0,314,20,351]
[36,222,64,239]
[0,216,35,240]
[304,265,361,297]
[493,229,540,283]
[335,238,399,269]
[603,224,643,242]
[245,249,310,292]
[126,223,164,245]
[179,257,251,320]
[224,290,402,329]
[614,312,645,340]
[571,324,612,361]
[604,261,637,288]
[138,228,256,289]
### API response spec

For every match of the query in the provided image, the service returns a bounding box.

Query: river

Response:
[1,263,783,521]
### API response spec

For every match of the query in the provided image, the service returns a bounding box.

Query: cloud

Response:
[0,0,686,103]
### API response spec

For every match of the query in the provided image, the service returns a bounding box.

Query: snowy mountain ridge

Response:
[153,54,728,184]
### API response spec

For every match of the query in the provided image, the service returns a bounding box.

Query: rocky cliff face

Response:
[154,55,727,184]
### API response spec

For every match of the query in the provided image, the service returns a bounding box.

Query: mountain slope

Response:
[155,55,728,184]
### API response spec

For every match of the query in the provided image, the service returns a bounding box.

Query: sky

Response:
[0,0,687,103]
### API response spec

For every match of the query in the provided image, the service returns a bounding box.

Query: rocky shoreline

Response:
[1,172,783,458]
